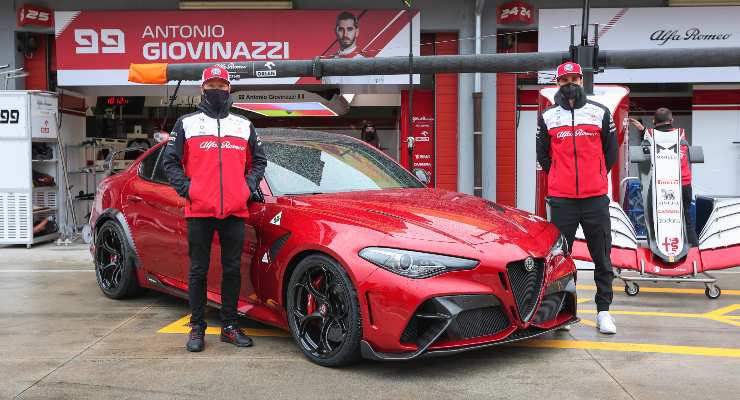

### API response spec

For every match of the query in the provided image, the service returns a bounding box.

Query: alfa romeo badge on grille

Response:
[524,257,535,272]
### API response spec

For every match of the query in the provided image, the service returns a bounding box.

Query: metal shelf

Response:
[32,159,58,163]
[31,137,58,143]
[31,232,60,246]
[69,169,107,174]
[33,208,58,214]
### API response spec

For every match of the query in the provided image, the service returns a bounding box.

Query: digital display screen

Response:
[94,96,145,115]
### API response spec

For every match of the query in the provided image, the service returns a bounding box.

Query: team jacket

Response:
[162,97,267,219]
[643,125,691,186]
[536,91,618,198]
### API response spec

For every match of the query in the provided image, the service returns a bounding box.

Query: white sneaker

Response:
[596,311,616,334]
[556,324,571,332]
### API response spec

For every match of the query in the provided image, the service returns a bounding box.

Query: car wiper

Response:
[282,192,324,196]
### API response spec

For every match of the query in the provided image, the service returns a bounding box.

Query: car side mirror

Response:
[105,145,148,173]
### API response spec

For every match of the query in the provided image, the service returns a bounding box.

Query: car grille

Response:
[444,306,510,341]
[507,259,545,322]
[532,292,566,324]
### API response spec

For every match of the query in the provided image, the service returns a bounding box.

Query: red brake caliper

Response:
[306,275,324,315]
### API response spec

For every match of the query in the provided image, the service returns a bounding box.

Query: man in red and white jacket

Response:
[163,65,267,352]
[630,108,698,246]
[537,61,619,334]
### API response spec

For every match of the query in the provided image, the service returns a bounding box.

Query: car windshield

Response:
[262,139,424,196]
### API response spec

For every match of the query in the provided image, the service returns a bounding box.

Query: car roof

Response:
[256,128,360,143]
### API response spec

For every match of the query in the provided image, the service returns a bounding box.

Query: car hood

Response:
[288,189,550,248]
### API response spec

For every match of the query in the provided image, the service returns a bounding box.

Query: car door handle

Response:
[127,195,143,203]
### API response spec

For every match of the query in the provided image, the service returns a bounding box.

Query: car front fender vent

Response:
[268,233,291,261]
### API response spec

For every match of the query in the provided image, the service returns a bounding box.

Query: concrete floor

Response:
[1,243,739,400]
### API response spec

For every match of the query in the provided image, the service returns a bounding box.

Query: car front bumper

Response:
[359,264,578,360]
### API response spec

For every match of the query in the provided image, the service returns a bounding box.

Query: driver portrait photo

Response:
[323,11,384,84]
[334,11,363,59]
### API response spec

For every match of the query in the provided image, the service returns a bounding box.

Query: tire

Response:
[94,220,142,299]
[705,286,721,299]
[286,254,362,367]
[624,283,639,296]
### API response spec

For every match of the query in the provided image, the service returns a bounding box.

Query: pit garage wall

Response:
[515,90,539,213]
[692,87,740,197]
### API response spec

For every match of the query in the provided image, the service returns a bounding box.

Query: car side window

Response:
[151,148,170,184]
[138,146,163,182]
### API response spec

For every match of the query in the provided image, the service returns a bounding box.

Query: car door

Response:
[122,146,187,280]
[205,180,266,308]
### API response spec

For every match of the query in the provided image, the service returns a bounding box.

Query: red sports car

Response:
[91,128,578,367]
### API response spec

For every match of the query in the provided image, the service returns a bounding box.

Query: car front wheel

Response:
[286,254,362,367]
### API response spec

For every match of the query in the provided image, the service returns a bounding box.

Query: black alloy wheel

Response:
[287,254,362,367]
[94,220,141,299]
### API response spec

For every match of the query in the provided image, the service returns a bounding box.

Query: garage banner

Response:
[54,10,419,86]
[539,7,740,83]
[400,90,435,188]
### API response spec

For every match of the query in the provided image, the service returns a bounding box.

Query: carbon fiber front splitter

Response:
[360,316,579,361]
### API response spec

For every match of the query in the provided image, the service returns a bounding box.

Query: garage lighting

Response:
[232,102,338,117]
[179,1,293,10]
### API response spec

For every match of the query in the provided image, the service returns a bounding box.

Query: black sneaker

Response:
[221,324,253,347]
[186,326,206,352]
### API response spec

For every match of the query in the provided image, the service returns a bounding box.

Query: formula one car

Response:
[536,86,740,299]
[91,128,577,367]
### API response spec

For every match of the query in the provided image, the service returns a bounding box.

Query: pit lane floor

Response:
[2,243,739,400]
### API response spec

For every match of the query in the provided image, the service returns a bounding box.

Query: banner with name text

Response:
[55,10,419,86]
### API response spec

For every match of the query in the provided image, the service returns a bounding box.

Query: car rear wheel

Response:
[94,220,141,299]
[286,254,362,367]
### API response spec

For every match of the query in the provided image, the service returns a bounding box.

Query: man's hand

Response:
[629,118,645,132]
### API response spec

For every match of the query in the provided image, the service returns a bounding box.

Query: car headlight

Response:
[549,233,569,259]
[359,247,479,279]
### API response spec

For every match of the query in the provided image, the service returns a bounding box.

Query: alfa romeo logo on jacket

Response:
[199,140,246,151]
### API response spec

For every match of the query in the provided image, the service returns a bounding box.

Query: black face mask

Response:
[559,83,583,100]
[203,89,230,109]
[365,130,377,142]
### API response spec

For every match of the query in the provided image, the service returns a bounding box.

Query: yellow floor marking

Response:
[579,304,740,327]
[578,285,740,296]
[517,339,740,358]
[578,318,597,327]
[155,314,740,359]
[158,314,290,337]
[577,297,591,304]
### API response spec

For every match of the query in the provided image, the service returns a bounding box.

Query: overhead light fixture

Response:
[232,102,338,117]
[179,1,293,9]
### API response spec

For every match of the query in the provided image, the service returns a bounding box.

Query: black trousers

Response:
[549,195,613,312]
[187,216,245,329]
[682,184,699,247]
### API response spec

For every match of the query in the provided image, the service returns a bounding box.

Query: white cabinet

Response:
[0,91,62,247]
